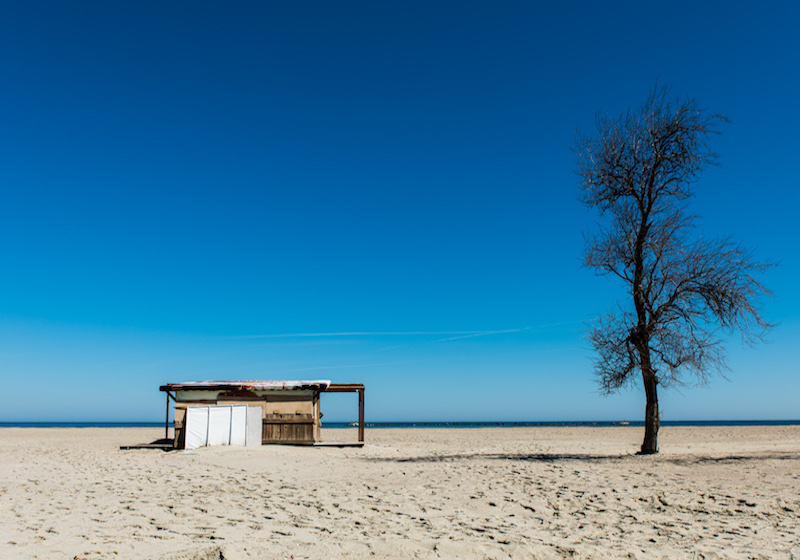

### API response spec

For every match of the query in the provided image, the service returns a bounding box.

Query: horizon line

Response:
[3,418,799,426]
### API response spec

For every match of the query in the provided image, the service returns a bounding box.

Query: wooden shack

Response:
[159,380,364,448]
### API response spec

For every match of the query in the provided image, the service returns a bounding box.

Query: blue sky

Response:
[1,1,798,422]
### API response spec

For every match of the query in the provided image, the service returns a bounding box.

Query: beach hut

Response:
[159,380,365,448]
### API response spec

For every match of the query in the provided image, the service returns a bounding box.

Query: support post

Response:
[164,391,170,441]
[358,387,365,443]
[320,383,365,446]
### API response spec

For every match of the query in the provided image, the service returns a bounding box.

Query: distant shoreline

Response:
[2,419,799,428]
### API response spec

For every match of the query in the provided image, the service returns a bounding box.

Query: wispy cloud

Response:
[434,327,531,342]
[225,320,587,343]
[225,330,521,339]
[281,360,414,373]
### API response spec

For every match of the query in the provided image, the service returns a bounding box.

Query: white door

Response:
[230,405,247,446]
[207,406,232,446]
[185,406,209,450]
[245,406,262,446]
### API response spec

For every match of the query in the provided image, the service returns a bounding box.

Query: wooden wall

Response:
[172,390,321,448]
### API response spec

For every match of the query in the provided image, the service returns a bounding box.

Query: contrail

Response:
[282,360,414,373]
[225,320,586,341]
[226,330,519,339]
[435,327,531,342]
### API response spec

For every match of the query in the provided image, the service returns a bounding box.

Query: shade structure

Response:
[161,380,365,447]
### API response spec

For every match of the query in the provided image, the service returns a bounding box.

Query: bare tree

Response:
[575,86,773,454]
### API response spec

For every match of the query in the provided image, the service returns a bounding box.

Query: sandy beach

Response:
[1,426,798,559]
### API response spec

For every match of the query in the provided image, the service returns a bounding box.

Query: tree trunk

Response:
[639,367,659,454]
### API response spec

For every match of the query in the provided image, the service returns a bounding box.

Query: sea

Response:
[1,420,798,428]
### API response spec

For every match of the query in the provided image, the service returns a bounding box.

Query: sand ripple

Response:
[1,426,798,559]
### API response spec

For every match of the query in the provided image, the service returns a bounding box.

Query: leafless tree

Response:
[575,86,773,454]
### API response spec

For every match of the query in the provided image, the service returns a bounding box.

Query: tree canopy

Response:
[575,86,773,453]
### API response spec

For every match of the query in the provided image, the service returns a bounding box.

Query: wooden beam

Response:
[164,391,170,440]
[358,387,365,443]
[325,383,365,392]
[263,415,314,424]
[321,383,365,443]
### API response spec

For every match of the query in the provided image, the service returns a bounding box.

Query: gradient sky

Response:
[1,1,798,423]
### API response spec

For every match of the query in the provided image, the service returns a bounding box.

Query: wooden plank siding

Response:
[262,413,315,444]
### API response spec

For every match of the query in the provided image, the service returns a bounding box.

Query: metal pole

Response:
[358,388,365,443]
[165,391,170,441]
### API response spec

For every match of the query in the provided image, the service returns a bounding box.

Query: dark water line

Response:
[322,420,800,429]
[0,422,165,428]
[3,420,798,428]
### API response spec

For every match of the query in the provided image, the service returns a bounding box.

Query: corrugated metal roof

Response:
[160,380,331,391]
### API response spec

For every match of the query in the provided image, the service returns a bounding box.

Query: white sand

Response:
[1,426,798,559]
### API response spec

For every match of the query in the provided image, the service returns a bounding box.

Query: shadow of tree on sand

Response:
[366,451,799,465]
[369,452,630,463]
[659,453,799,466]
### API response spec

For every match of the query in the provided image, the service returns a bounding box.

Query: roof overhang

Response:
[160,380,332,392]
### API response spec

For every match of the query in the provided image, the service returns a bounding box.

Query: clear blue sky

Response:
[1,1,798,423]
